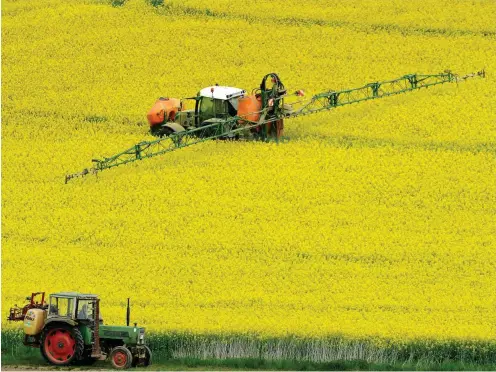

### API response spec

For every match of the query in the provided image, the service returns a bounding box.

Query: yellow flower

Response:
[2,0,495,344]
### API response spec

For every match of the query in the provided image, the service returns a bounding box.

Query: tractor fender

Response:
[44,317,77,327]
[163,123,185,133]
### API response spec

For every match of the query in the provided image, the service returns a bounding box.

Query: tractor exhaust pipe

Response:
[126,298,130,326]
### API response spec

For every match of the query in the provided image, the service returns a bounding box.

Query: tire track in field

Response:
[154,4,496,39]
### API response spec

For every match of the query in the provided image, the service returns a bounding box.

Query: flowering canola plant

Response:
[2,0,496,343]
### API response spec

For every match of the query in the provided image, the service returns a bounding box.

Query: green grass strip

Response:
[3,330,496,369]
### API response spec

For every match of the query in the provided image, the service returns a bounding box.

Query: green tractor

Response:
[8,292,152,369]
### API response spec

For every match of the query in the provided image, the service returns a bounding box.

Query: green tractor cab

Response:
[8,292,151,369]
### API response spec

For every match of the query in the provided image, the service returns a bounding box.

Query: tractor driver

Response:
[77,303,89,319]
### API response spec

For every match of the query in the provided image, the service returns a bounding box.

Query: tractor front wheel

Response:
[40,324,84,366]
[110,346,133,369]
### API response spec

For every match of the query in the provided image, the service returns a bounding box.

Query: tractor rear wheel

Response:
[110,346,133,369]
[40,324,84,366]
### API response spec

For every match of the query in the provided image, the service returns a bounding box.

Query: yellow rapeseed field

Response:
[2,0,496,343]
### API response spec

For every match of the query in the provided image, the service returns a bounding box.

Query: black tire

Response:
[143,345,152,366]
[110,346,133,369]
[40,323,84,366]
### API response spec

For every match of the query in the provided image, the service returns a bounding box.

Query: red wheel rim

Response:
[44,329,76,364]
[112,351,128,367]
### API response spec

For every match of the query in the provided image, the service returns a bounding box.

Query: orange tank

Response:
[237,94,262,125]
[147,98,183,127]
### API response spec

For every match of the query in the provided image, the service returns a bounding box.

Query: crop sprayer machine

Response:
[65,70,485,183]
[7,292,152,369]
